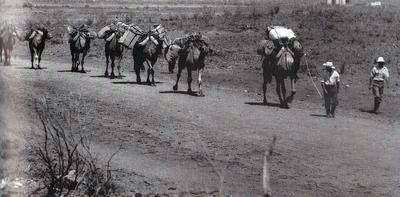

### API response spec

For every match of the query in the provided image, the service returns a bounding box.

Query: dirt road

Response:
[0,44,398,196]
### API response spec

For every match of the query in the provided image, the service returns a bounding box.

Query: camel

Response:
[132,32,165,85]
[0,35,3,63]
[68,26,94,73]
[166,36,210,96]
[0,25,17,66]
[26,27,52,69]
[103,30,124,78]
[258,39,303,108]
[0,23,4,63]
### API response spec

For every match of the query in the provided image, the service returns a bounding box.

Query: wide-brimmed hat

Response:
[323,61,335,69]
[377,57,385,63]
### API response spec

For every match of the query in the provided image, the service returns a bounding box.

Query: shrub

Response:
[22,1,34,8]
[30,98,118,197]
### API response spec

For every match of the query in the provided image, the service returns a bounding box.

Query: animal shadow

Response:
[15,66,48,70]
[245,101,283,108]
[159,90,202,97]
[112,81,163,86]
[310,114,328,118]
[90,75,126,79]
[58,70,91,73]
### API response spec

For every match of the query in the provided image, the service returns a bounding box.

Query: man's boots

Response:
[331,104,336,118]
[373,97,381,114]
[325,104,331,118]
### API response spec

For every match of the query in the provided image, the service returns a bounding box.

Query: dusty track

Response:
[0,49,399,196]
[1,2,400,195]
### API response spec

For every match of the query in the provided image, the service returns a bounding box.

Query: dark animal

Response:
[68,26,94,72]
[27,27,52,69]
[1,25,17,66]
[166,37,209,96]
[132,32,164,85]
[258,39,303,108]
[0,36,3,64]
[103,31,124,78]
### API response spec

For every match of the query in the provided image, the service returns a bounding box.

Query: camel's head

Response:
[41,28,53,40]
[164,44,181,74]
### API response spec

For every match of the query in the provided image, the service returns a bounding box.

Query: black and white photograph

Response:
[0,0,399,196]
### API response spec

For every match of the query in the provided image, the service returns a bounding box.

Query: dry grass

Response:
[29,97,118,196]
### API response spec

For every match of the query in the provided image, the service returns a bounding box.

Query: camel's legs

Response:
[277,77,289,108]
[151,61,155,85]
[80,52,87,73]
[117,56,122,77]
[105,53,109,77]
[37,49,43,69]
[110,55,116,78]
[276,77,284,106]
[30,47,35,69]
[145,60,155,85]
[4,49,9,66]
[168,57,177,74]
[173,67,183,91]
[263,67,272,104]
[71,51,75,71]
[0,46,3,63]
[146,60,151,84]
[187,65,193,93]
[287,78,297,103]
[133,59,142,83]
[198,68,204,97]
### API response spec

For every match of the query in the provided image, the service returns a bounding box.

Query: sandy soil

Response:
[0,50,398,196]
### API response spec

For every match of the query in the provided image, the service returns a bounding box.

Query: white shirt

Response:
[371,66,389,82]
[323,70,340,86]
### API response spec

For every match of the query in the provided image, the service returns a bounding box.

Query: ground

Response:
[0,1,399,196]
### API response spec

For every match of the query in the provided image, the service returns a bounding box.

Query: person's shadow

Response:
[310,114,328,118]
[245,101,282,108]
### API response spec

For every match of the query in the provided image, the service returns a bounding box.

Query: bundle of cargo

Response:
[151,25,165,39]
[118,25,143,49]
[267,26,296,41]
[265,26,303,56]
[98,22,128,42]
[67,24,96,44]
[167,33,210,57]
[97,25,111,39]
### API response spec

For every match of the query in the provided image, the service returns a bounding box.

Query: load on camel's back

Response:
[22,24,53,69]
[164,33,210,96]
[128,24,169,85]
[67,24,97,72]
[257,26,304,108]
[165,33,210,74]
[97,22,130,78]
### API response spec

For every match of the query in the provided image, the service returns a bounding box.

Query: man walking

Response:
[321,62,340,118]
[369,57,389,114]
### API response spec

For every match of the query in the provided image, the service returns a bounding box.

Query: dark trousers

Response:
[323,85,338,117]
[372,80,384,112]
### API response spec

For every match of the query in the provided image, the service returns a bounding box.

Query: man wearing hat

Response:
[369,57,389,114]
[321,62,340,118]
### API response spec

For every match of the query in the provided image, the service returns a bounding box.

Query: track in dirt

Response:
[1,53,399,196]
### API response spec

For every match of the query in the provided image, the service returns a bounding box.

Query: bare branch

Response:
[263,135,277,197]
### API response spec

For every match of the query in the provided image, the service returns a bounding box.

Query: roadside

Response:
[0,55,398,196]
